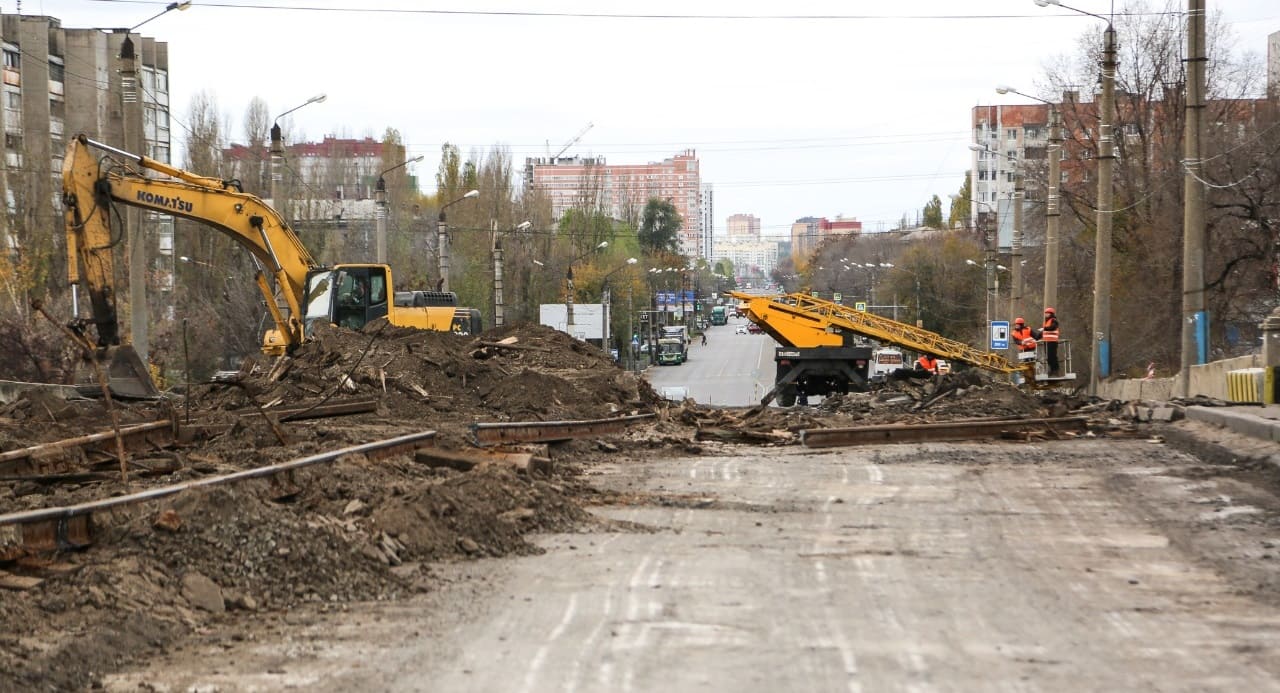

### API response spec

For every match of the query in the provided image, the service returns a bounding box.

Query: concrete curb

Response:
[1185,406,1280,444]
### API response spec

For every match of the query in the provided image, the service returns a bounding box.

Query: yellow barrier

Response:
[1226,367,1274,404]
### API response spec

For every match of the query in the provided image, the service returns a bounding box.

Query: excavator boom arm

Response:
[62,134,318,351]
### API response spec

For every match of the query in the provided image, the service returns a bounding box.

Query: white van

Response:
[870,347,905,382]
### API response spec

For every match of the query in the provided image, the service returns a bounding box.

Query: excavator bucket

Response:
[76,345,161,399]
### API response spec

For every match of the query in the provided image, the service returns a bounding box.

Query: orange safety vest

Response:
[916,355,939,374]
[1041,315,1060,342]
[1011,325,1036,352]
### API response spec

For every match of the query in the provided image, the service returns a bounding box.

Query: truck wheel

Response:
[779,389,797,407]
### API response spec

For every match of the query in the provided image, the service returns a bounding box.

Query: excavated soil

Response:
[0,323,1109,691]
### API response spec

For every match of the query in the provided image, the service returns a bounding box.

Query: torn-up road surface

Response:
[108,438,1280,691]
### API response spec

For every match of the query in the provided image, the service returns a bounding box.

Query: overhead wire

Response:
[83,1,1178,22]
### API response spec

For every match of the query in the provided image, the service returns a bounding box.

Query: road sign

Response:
[855,301,867,312]
[833,292,842,303]
[991,320,1010,350]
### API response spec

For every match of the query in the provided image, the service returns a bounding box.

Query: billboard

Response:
[540,303,605,341]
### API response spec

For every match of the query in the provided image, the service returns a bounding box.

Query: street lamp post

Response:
[436,189,479,292]
[600,257,639,357]
[1036,0,1115,393]
[565,241,608,336]
[997,85,1063,312]
[374,154,424,264]
[270,94,327,213]
[117,0,192,365]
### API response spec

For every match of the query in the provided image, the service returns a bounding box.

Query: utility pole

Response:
[1011,166,1024,325]
[1180,0,1207,396]
[119,31,148,364]
[1045,103,1063,310]
[1090,24,1117,396]
[493,235,505,328]
[437,190,478,293]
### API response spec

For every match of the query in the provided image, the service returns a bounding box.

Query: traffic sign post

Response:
[990,320,1010,350]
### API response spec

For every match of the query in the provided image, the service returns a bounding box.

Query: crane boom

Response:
[553,122,593,160]
[728,291,1020,374]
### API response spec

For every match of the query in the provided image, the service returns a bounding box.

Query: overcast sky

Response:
[29,0,1280,239]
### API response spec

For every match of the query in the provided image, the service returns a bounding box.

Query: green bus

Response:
[710,305,728,325]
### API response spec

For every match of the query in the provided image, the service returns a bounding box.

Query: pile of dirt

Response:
[188,320,658,427]
[0,454,596,691]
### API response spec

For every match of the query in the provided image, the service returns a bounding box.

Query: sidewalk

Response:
[1185,404,1280,444]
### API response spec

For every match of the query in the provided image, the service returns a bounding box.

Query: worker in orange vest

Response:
[1035,307,1061,376]
[914,352,940,376]
[1011,317,1037,353]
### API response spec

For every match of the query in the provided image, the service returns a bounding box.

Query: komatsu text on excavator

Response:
[729,291,1074,407]
[62,135,481,397]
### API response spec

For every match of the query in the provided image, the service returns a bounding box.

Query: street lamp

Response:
[269,93,327,211]
[436,189,479,292]
[565,241,608,334]
[600,257,639,358]
[1035,0,1116,393]
[997,84,1063,314]
[116,0,193,365]
[373,154,424,264]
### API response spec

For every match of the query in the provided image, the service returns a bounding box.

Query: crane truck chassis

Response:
[62,135,481,398]
[729,291,1074,408]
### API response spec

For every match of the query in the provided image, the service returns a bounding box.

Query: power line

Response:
[84,1,1173,22]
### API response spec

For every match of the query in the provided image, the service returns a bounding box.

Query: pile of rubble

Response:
[0,321,667,691]
[816,370,1052,424]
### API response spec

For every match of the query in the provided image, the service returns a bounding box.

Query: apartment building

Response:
[527,149,705,260]
[225,135,407,206]
[1,13,171,260]
[790,216,861,265]
[725,213,761,240]
[714,238,779,279]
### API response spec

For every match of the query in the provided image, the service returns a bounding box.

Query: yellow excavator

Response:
[62,134,481,397]
[729,291,1074,407]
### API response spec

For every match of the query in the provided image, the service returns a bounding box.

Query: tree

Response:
[241,97,271,196]
[638,198,682,254]
[922,194,944,229]
[948,173,972,229]
[1040,0,1271,374]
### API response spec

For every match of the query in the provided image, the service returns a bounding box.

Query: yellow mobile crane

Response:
[62,135,481,397]
[729,291,1073,407]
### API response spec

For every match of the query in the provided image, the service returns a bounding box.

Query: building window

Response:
[5,91,18,109]
[3,50,18,70]
[48,61,64,83]
[1007,128,1017,140]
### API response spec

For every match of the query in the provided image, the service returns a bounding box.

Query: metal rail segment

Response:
[800,416,1088,448]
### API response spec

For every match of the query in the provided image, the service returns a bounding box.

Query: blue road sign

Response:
[991,320,1010,350]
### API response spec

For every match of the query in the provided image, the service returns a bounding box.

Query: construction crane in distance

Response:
[549,122,593,161]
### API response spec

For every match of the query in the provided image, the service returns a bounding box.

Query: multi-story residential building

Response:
[970,102,1047,248]
[527,149,705,259]
[714,239,779,280]
[701,184,715,260]
[1269,30,1280,99]
[790,216,862,265]
[1,14,172,265]
[224,135,407,204]
[726,213,761,240]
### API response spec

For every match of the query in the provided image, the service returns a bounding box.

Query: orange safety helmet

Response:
[1014,317,1026,325]
[1044,307,1055,315]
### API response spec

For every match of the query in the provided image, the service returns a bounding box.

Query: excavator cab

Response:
[303,266,388,334]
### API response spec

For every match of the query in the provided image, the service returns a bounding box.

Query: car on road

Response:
[735,325,748,334]
[747,323,763,334]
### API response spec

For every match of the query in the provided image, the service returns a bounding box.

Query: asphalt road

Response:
[645,320,777,407]
[110,438,1280,691]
